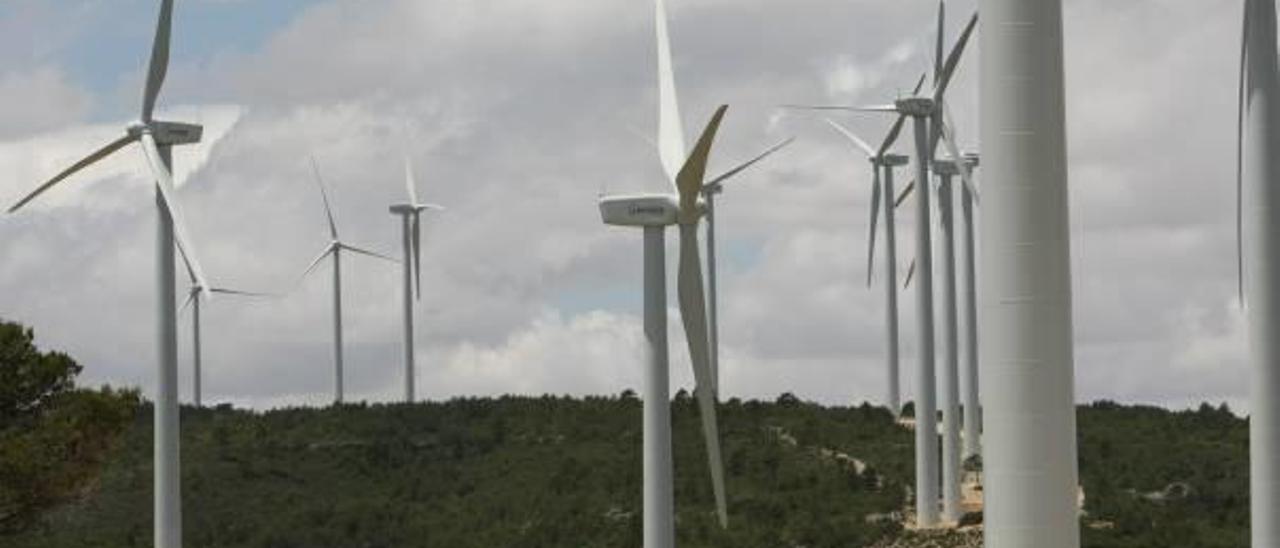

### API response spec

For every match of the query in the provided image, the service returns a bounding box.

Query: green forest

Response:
[0,320,1252,547]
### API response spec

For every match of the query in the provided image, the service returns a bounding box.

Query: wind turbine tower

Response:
[979,0,1081,546]
[390,157,443,404]
[958,151,982,461]
[1240,0,1280,545]
[931,146,978,522]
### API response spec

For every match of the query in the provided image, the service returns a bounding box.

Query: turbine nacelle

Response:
[877,153,910,167]
[389,204,422,215]
[896,96,937,118]
[932,153,979,176]
[599,194,683,227]
[129,120,203,147]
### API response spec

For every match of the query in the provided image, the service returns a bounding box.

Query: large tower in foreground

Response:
[978,1,1081,546]
[1241,1,1280,545]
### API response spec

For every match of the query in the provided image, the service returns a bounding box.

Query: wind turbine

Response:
[979,0,1080,545]
[936,106,983,462]
[597,0,729,544]
[1239,0,1280,545]
[924,5,981,524]
[7,1,206,545]
[180,263,273,408]
[787,9,978,527]
[930,114,979,522]
[700,137,794,396]
[299,157,398,405]
[390,156,443,404]
[821,116,912,415]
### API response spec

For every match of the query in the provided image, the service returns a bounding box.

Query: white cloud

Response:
[0,0,1253,413]
[423,309,645,398]
[0,67,93,139]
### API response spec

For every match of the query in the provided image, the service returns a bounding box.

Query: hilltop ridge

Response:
[3,396,1250,547]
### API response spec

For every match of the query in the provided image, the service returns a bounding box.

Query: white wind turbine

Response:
[700,138,793,396]
[597,0,730,544]
[390,156,443,404]
[925,5,976,524]
[931,111,979,523]
[979,0,1080,545]
[790,10,978,527]
[7,1,206,545]
[299,157,398,405]
[180,262,274,408]
[935,106,982,463]
[817,86,920,416]
[894,7,982,524]
[1239,0,1280,545]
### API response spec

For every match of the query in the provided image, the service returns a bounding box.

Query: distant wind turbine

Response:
[936,106,983,462]
[700,138,794,396]
[786,9,978,527]
[390,156,443,404]
[930,126,978,522]
[7,1,206,545]
[300,157,398,405]
[597,0,730,544]
[820,108,915,415]
[1239,0,1280,545]
[180,263,274,408]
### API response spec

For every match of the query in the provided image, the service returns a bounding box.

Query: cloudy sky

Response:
[0,0,1248,411]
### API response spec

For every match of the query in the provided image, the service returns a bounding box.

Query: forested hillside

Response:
[2,394,1251,548]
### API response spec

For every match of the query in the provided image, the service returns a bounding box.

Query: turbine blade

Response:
[895,180,916,208]
[404,155,420,205]
[140,134,210,300]
[934,12,979,102]
[780,104,862,112]
[142,0,173,122]
[824,118,876,159]
[180,249,199,287]
[903,259,917,289]
[939,106,979,203]
[309,155,340,240]
[655,0,686,185]
[934,0,946,84]
[342,243,399,264]
[676,105,728,215]
[677,222,728,527]
[867,169,882,287]
[179,289,197,316]
[209,288,277,298]
[704,137,795,189]
[412,213,423,299]
[8,134,135,213]
[1238,0,1250,304]
[297,244,336,287]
